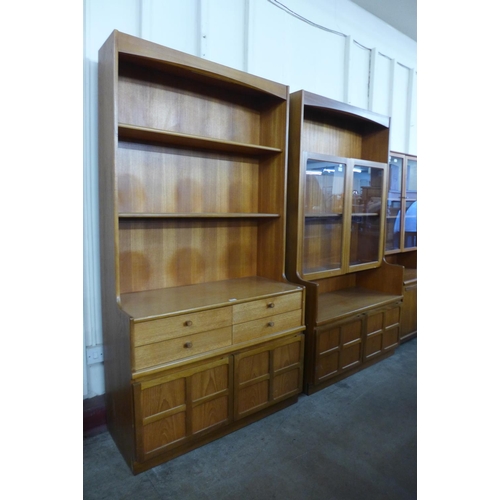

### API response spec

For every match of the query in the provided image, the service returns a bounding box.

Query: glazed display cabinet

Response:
[98,31,305,474]
[285,90,403,394]
[385,152,417,342]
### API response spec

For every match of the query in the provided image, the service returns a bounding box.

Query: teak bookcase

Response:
[285,90,404,394]
[385,152,417,342]
[98,31,305,474]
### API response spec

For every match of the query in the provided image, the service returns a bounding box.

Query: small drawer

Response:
[233,310,303,344]
[132,307,232,347]
[133,326,233,371]
[232,291,302,324]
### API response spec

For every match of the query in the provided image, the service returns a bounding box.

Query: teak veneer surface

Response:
[317,287,401,325]
[120,276,303,320]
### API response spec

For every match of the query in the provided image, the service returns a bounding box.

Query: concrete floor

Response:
[83,338,417,500]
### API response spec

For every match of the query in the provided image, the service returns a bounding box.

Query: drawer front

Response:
[133,327,232,371]
[233,309,303,344]
[132,307,232,347]
[232,291,302,324]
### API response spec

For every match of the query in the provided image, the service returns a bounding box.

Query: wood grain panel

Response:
[232,291,302,324]
[192,396,229,434]
[118,63,262,145]
[232,310,302,344]
[133,327,232,371]
[119,219,258,292]
[116,142,260,214]
[133,307,232,347]
[191,363,229,401]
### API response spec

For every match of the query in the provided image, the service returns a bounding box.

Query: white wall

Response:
[83,0,417,398]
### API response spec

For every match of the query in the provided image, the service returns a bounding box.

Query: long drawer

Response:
[133,326,233,370]
[233,310,303,344]
[233,291,302,324]
[132,307,232,347]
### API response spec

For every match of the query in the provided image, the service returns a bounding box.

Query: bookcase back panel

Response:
[117,142,260,214]
[302,120,363,158]
[118,63,265,146]
[119,220,258,293]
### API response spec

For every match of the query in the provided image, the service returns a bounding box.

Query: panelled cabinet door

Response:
[133,357,232,462]
[314,314,363,384]
[233,334,304,420]
[364,302,401,361]
[400,283,417,341]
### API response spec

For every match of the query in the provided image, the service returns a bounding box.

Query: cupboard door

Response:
[134,357,232,462]
[364,302,401,361]
[400,283,417,341]
[314,315,363,384]
[233,334,304,420]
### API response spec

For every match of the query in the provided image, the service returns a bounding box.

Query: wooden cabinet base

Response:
[130,395,298,475]
[305,348,395,395]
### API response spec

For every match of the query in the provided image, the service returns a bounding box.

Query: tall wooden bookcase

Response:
[285,90,404,394]
[385,152,417,342]
[98,31,305,474]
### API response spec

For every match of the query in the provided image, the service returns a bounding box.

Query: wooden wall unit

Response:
[99,31,305,474]
[285,90,403,394]
[385,152,417,342]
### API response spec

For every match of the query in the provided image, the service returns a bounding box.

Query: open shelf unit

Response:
[285,90,404,394]
[99,31,305,474]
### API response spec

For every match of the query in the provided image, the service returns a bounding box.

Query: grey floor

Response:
[83,338,417,500]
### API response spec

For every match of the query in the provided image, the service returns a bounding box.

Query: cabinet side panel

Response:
[99,32,135,468]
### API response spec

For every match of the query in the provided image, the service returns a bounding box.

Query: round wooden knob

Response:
[267,321,274,327]
[185,320,193,327]
[267,303,275,308]
[184,341,193,348]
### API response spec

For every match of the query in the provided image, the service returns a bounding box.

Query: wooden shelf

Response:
[119,213,280,219]
[305,213,342,218]
[317,287,402,325]
[120,276,302,320]
[118,123,282,156]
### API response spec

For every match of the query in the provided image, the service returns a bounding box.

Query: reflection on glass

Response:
[404,159,417,248]
[386,156,402,251]
[350,165,383,266]
[303,159,345,274]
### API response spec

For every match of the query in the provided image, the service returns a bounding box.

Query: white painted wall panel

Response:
[370,52,393,117]
[141,0,200,55]
[204,0,247,70]
[391,63,411,153]
[347,41,371,109]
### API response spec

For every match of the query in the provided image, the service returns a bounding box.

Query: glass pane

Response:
[404,159,417,248]
[386,156,403,251]
[303,159,345,274]
[350,165,384,266]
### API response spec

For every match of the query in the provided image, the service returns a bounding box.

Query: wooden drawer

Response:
[232,291,302,324]
[132,307,232,347]
[233,309,302,344]
[133,327,232,371]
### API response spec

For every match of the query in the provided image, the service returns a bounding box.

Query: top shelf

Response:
[118,123,282,156]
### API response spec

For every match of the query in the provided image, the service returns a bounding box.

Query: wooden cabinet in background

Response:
[285,90,404,394]
[99,31,305,474]
[385,151,417,342]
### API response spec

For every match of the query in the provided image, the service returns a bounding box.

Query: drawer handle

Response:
[267,321,275,327]
[184,320,193,327]
[267,303,275,309]
[184,341,193,348]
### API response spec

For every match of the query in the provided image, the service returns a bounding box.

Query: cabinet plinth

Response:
[99,31,304,474]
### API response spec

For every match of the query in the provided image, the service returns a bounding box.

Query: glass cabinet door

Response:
[303,156,346,276]
[349,163,385,268]
[386,155,403,252]
[404,158,417,249]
